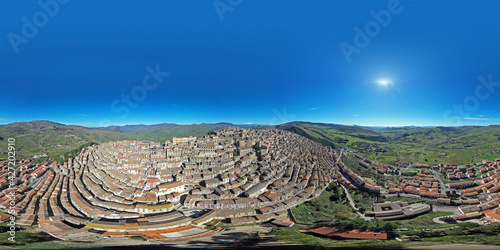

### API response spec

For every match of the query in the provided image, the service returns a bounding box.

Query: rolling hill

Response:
[0,121,141,162]
[0,121,265,162]
[277,122,500,165]
[276,121,388,149]
[2,120,500,166]
[98,123,179,133]
[126,123,237,142]
[376,125,500,165]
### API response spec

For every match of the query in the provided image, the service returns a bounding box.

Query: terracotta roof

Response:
[483,209,500,221]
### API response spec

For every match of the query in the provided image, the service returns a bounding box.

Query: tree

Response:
[358,207,366,214]
[329,194,339,201]
[439,217,456,223]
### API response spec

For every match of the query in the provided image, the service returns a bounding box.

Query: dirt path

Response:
[439,142,453,165]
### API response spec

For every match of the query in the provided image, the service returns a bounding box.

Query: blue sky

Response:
[1,0,500,127]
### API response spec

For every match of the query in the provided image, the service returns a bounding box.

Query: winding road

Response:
[341,185,371,220]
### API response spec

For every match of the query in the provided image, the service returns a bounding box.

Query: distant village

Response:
[1,127,500,241]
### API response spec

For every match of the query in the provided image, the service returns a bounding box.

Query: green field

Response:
[277,122,387,149]
[280,122,500,166]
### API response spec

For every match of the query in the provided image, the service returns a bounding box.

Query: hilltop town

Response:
[1,126,500,245]
[1,127,337,240]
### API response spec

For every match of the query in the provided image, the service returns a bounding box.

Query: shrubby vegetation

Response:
[292,182,353,224]
[315,216,398,234]
[62,141,97,160]
[439,216,456,223]
[400,222,498,239]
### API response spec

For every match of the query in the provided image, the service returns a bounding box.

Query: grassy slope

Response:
[0,121,141,161]
[280,122,500,165]
[379,126,500,165]
[127,124,233,142]
[277,122,387,149]
[292,182,353,224]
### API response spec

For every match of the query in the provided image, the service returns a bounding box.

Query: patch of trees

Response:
[438,217,456,223]
[445,190,459,199]
[62,141,97,160]
[326,182,346,202]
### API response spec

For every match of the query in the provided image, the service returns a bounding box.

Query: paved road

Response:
[432,215,486,226]
[341,185,371,220]
[342,185,358,210]
[432,204,460,215]
[432,170,449,192]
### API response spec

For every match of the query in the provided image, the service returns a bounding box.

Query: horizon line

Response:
[1,119,499,128]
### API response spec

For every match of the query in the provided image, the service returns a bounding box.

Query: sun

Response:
[377,79,392,86]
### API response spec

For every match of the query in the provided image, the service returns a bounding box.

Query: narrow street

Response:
[432,170,449,192]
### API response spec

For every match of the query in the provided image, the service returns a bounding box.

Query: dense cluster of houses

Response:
[355,154,392,174]
[385,159,500,223]
[457,163,500,197]
[179,127,337,222]
[0,127,339,240]
[383,159,500,201]
[0,160,51,213]
[335,161,381,194]
[443,164,476,180]
[385,169,446,199]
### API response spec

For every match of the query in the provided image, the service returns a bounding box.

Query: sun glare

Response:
[377,80,392,86]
